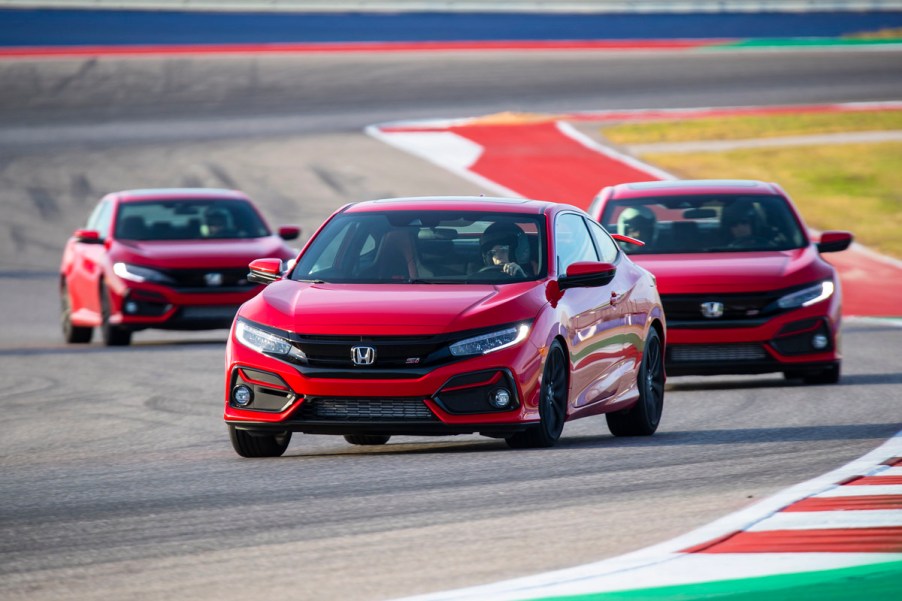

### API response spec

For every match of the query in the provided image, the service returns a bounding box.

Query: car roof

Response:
[609,179,782,199]
[110,188,251,203]
[342,196,568,215]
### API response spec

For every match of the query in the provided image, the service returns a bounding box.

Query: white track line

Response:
[747,510,902,531]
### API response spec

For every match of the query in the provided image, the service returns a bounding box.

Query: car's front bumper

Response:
[664,301,841,377]
[107,279,262,331]
[222,329,546,437]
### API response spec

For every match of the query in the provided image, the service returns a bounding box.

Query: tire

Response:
[803,363,841,385]
[344,434,391,446]
[607,327,665,437]
[506,340,568,449]
[228,425,291,458]
[61,281,93,344]
[99,281,132,346]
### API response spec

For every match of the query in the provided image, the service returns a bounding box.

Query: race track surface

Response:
[1,45,901,600]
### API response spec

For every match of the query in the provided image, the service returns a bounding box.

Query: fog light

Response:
[812,334,829,350]
[489,388,512,409]
[233,385,254,407]
[124,301,139,314]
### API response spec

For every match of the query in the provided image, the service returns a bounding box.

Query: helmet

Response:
[206,208,228,224]
[721,202,760,230]
[481,222,529,265]
[617,206,656,239]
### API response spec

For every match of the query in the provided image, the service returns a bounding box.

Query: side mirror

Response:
[248,258,284,285]
[278,226,301,241]
[559,261,617,290]
[74,229,103,244]
[816,231,853,254]
[610,233,645,247]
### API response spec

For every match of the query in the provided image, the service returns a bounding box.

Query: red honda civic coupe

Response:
[223,197,666,457]
[60,188,300,346]
[589,180,852,385]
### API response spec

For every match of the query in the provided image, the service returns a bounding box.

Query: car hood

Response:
[242,280,546,336]
[112,237,295,269]
[634,246,834,295]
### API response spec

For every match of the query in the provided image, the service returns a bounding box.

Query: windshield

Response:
[291,210,546,284]
[115,199,270,241]
[600,194,806,254]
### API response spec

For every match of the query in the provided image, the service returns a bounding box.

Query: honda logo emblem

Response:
[700,301,725,318]
[204,272,223,287]
[351,346,376,366]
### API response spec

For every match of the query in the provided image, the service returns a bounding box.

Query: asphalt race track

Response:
[2,47,902,600]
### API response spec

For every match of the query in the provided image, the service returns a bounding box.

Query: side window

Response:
[587,219,620,263]
[87,201,113,239]
[554,213,599,273]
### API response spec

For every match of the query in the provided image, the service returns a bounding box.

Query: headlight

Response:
[236,320,307,361]
[449,324,530,357]
[777,281,835,310]
[113,262,173,284]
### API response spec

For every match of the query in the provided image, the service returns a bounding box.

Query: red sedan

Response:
[589,180,852,384]
[60,188,300,346]
[223,197,666,457]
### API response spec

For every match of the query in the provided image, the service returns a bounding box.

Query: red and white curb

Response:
[397,432,902,600]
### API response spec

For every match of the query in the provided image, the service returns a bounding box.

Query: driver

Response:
[616,206,656,252]
[204,209,231,238]
[480,222,528,277]
[721,203,762,246]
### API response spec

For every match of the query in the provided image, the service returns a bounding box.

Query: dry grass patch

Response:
[602,110,902,145]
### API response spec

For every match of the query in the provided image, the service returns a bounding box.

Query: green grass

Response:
[601,110,902,144]
[597,110,902,259]
[537,560,902,601]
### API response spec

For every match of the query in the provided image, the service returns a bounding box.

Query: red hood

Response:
[633,247,834,295]
[243,280,546,336]
[111,237,295,269]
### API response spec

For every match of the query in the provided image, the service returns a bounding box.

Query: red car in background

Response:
[60,188,300,346]
[589,180,852,385]
[223,197,666,457]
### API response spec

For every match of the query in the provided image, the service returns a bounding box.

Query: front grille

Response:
[661,291,784,325]
[295,397,438,421]
[669,344,768,363]
[289,334,449,369]
[163,267,255,289]
[180,305,240,320]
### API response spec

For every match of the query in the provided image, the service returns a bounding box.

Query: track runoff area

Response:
[369,103,902,599]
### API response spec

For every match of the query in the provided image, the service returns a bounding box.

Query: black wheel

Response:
[506,340,568,449]
[344,434,391,446]
[607,327,665,437]
[99,281,132,346]
[228,425,291,458]
[803,363,841,385]
[61,281,93,344]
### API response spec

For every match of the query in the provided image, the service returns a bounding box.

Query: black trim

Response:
[236,317,532,378]
[226,420,533,437]
[667,359,837,377]
[432,369,520,414]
